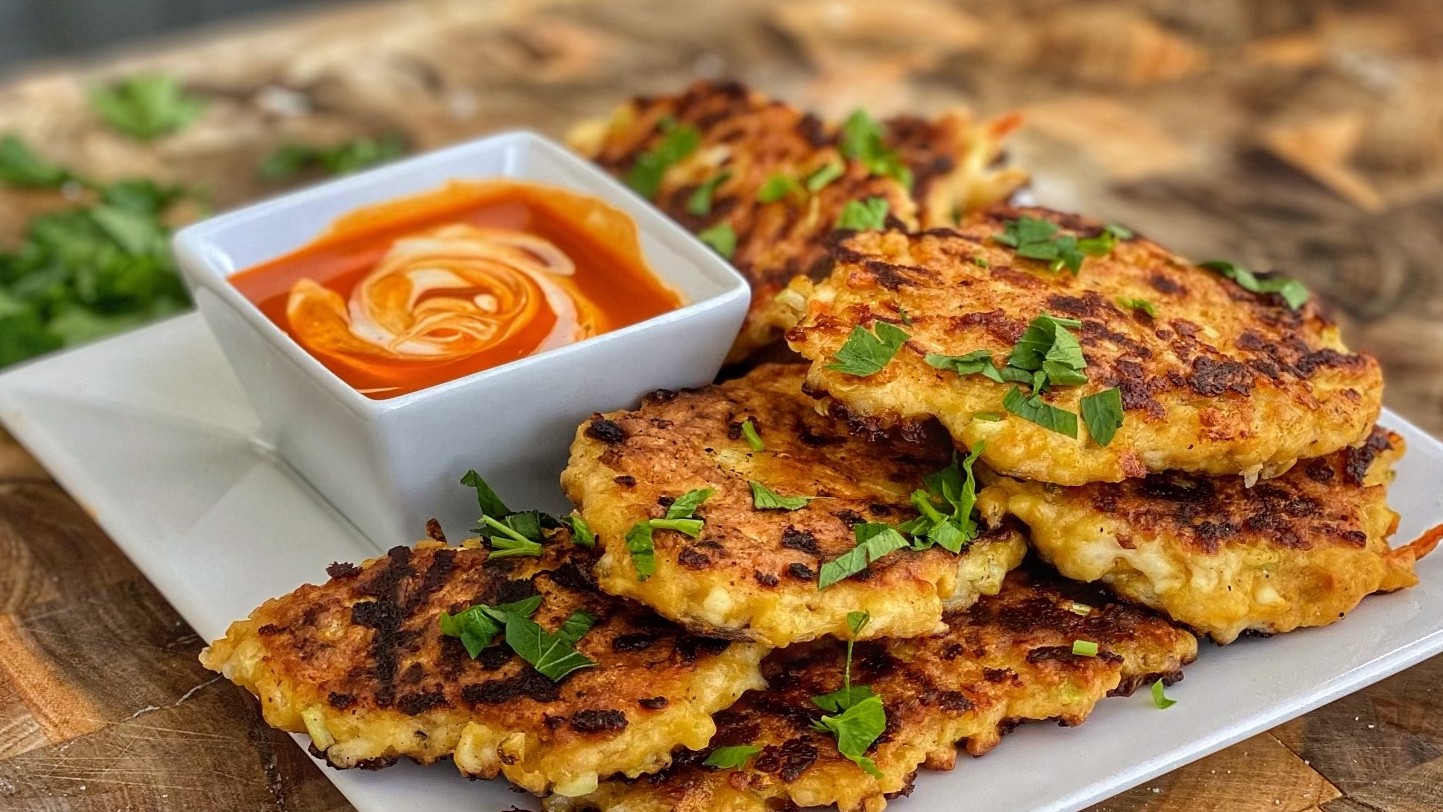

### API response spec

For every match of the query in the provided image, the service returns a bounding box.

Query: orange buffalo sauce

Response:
[231,180,683,398]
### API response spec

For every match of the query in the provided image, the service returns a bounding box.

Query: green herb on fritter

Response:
[740,418,765,452]
[1072,639,1099,657]
[993,216,1093,274]
[90,74,205,141]
[697,222,736,260]
[261,135,407,181]
[1199,260,1309,310]
[1080,387,1125,447]
[626,488,713,580]
[439,595,542,657]
[836,197,889,230]
[818,523,910,589]
[565,514,596,548]
[704,744,763,770]
[897,444,984,554]
[1003,386,1079,438]
[811,610,885,778]
[826,321,909,376]
[805,160,845,193]
[1116,297,1157,317]
[749,481,812,511]
[757,173,805,204]
[686,171,732,216]
[839,110,912,189]
[625,120,701,198]
[506,609,598,681]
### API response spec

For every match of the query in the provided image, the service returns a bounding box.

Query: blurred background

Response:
[0,0,1440,432]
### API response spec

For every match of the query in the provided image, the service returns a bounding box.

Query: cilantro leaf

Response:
[625,521,657,580]
[704,745,762,769]
[1151,679,1177,709]
[261,135,407,180]
[1003,386,1079,438]
[925,350,1005,383]
[439,594,542,658]
[740,418,764,452]
[836,197,889,230]
[1116,297,1157,317]
[815,691,886,778]
[1081,387,1125,447]
[0,136,73,188]
[995,216,1088,273]
[625,121,701,198]
[757,173,805,204]
[697,222,736,260]
[839,110,912,189]
[90,75,204,141]
[666,488,713,519]
[1199,260,1309,310]
[461,469,511,518]
[686,171,731,216]
[826,321,909,377]
[504,609,598,682]
[806,161,845,192]
[565,514,596,548]
[819,523,910,589]
[749,481,812,511]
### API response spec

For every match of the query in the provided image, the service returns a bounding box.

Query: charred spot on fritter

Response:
[586,416,627,444]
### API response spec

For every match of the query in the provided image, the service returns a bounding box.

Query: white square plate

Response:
[2,314,1441,812]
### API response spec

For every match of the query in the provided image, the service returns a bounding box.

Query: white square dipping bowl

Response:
[173,131,749,548]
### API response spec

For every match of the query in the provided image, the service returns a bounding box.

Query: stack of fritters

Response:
[201,82,1439,812]
[785,207,1436,644]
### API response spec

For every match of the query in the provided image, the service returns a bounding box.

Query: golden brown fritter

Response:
[561,363,1027,648]
[199,540,766,797]
[785,208,1384,485]
[569,80,1026,361]
[548,569,1197,812]
[979,428,1438,643]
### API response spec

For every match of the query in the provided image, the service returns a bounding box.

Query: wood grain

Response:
[0,0,1442,810]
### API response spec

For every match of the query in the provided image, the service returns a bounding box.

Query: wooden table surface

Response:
[1,1,1442,810]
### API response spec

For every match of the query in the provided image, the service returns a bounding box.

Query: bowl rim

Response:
[172,131,749,418]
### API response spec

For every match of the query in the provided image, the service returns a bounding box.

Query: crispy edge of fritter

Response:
[568,81,1027,362]
[199,540,768,796]
[546,569,1197,812]
[978,429,1433,643]
[561,364,1028,647]
[785,213,1384,485]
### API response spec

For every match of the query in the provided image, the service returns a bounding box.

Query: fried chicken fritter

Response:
[785,208,1384,485]
[548,569,1197,812]
[978,428,1438,643]
[199,540,766,796]
[570,81,1025,361]
[561,364,1027,648]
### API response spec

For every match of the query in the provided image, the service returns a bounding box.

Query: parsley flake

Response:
[565,514,596,548]
[750,481,812,511]
[1199,260,1309,310]
[896,444,984,554]
[836,197,889,230]
[0,136,72,188]
[1151,679,1178,709]
[439,595,542,658]
[697,222,736,260]
[686,171,732,216]
[826,321,909,377]
[1116,297,1157,317]
[704,745,762,769]
[740,418,765,452]
[625,120,701,199]
[811,609,885,778]
[461,470,560,558]
[758,173,805,204]
[1081,387,1125,447]
[839,109,913,189]
[1003,386,1079,438]
[626,488,713,580]
[806,160,845,192]
[90,75,205,141]
[819,523,910,589]
[994,216,1088,274]
[505,608,598,682]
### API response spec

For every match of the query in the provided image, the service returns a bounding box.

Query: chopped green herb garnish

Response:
[1072,639,1099,657]
[740,418,764,452]
[1008,314,1087,387]
[811,610,884,778]
[972,411,1003,422]
[994,216,1089,274]
[480,515,545,558]
[925,350,1005,383]
[1068,602,1093,616]
[819,523,910,589]
[697,222,736,260]
[826,321,909,377]
[839,109,912,189]
[836,197,889,230]
[461,471,561,557]
[757,173,805,204]
[625,121,701,198]
[565,514,595,548]
[439,594,542,658]
[750,481,812,511]
[0,136,72,188]
[1076,224,1132,258]
[461,469,511,518]
[897,305,913,326]
[704,745,763,769]
[1003,386,1079,438]
[1116,297,1157,317]
[1199,260,1309,310]
[805,160,845,192]
[686,171,732,216]
[896,444,984,554]
[90,74,205,141]
[973,255,990,269]
[626,488,713,580]
[1081,387,1125,447]
[261,135,407,180]
[1151,678,1177,709]
[505,609,598,682]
